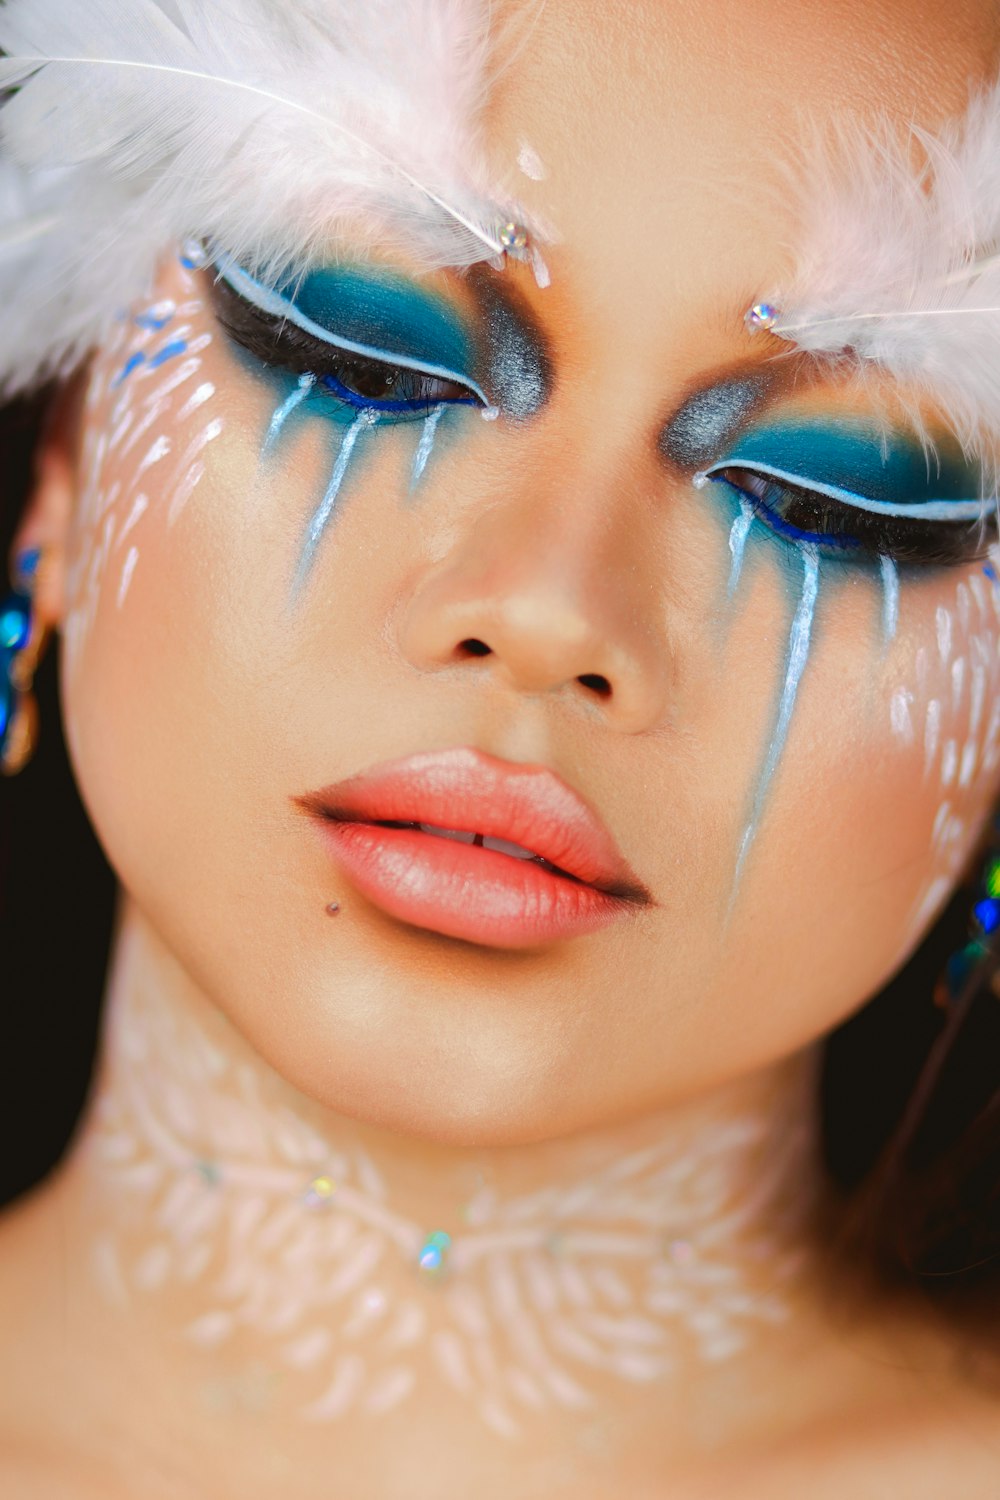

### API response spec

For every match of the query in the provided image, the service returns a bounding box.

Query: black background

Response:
[0,395,115,1209]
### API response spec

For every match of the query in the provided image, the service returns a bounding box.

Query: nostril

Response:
[578,672,612,697]
[458,638,492,658]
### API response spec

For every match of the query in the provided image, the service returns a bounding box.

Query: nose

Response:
[395,480,671,733]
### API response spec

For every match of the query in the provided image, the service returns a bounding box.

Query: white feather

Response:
[762,80,1000,467]
[0,0,534,395]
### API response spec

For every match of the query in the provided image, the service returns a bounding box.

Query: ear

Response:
[11,378,85,630]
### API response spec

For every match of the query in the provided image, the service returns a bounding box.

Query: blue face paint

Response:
[215,255,488,414]
[730,545,820,902]
[714,417,980,508]
[703,415,989,568]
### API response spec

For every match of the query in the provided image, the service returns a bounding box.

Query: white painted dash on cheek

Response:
[957,581,972,632]
[116,494,148,550]
[951,656,965,712]
[178,382,216,421]
[133,434,172,486]
[970,664,987,736]
[924,699,942,774]
[932,800,951,845]
[167,461,206,527]
[959,740,978,787]
[936,606,953,665]
[117,548,138,611]
[890,688,914,745]
[970,573,987,618]
[940,739,958,787]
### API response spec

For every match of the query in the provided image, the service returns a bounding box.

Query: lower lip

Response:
[319,822,628,948]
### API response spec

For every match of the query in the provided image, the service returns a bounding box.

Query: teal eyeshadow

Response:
[713,417,980,507]
[216,255,482,396]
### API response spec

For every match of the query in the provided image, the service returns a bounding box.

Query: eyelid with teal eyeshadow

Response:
[214,254,491,409]
[700,459,991,522]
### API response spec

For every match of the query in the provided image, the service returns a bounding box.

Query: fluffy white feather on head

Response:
[754,80,1000,477]
[0,0,541,396]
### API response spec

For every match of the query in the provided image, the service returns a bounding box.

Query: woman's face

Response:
[35,0,1000,1143]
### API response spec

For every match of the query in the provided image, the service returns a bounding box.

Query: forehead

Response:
[485,0,1000,374]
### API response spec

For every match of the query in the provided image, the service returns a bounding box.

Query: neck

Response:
[49,900,830,1488]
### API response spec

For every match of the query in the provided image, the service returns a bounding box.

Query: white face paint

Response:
[889,544,1000,938]
[87,979,814,1443]
[65,259,223,673]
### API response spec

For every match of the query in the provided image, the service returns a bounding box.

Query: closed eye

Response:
[208,258,489,422]
[704,463,996,567]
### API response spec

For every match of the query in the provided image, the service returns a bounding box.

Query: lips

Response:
[297,746,649,949]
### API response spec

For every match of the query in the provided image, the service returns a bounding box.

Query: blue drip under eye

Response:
[714,472,862,551]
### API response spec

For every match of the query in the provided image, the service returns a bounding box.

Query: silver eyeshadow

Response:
[659,375,770,470]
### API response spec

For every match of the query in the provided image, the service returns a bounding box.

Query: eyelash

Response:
[208,272,482,422]
[710,467,996,567]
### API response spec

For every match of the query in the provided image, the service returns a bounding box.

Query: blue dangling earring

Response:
[0,547,45,777]
[934,812,1000,1012]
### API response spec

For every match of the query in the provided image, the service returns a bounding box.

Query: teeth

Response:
[419,823,476,844]
[482,835,536,860]
[415,825,540,861]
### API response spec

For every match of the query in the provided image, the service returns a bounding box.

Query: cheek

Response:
[59,256,262,893]
[63,257,225,687]
[884,564,1000,939]
[706,548,1000,1065]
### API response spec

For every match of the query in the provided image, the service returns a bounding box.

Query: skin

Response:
[3,0,1000,1494]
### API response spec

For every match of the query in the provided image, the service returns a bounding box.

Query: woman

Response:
[0,0,998,1493]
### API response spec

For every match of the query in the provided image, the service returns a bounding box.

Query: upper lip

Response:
[297,746,651,903]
